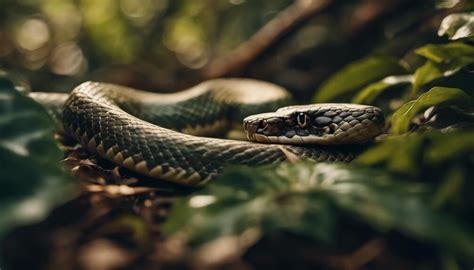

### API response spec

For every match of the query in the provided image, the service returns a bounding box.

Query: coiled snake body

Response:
[30,79,384,186]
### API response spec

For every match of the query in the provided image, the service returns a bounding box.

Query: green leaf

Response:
[436,0,461,9]
[431,166,465,209]
[438,13,474,40]
[163,164,338,245]
[313,56,406,102]
[163,162,474,260]
[0,77,76,241]
[391,87,473,134]
[356,134,424,175]
[352,75,412,104]
[357,131,474,175]
[415,43,474,63]
[412,61,444,92]
[413,43,474,92]
[425,131,474,164]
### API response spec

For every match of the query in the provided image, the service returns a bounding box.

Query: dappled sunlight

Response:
[189,195,216,208]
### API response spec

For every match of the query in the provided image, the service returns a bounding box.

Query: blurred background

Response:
[0,0,453,100]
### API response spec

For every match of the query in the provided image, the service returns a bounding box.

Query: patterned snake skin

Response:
[30,79,384,186]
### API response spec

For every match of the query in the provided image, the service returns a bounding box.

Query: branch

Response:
[201,0,333,79]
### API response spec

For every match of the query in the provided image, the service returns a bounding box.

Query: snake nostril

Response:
[245,120,261,133]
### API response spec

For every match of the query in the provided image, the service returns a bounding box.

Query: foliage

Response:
[412,42,474,92]
[356,131,474,175]
[0,74,76,246]
[313,56,407,103]
[391,87,473,134]
[438,12,474,40]
[436,0,462,9]
[164,162,474,260]
[352,75,412,104]
[164,8,474,267]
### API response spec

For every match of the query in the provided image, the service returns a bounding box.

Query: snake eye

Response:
[296,113,309,128]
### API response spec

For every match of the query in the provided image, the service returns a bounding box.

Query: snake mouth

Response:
[244,123,334,144]
[243,114,286,142]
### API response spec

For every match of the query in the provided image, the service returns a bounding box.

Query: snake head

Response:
[243,104,385,145]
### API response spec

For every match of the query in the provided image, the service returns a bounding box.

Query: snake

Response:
[29,79,385,186]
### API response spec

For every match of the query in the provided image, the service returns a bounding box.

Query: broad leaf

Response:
[356,131,474,173]
[313,56,406,102]
[356,134,424,175]
[415,43,474,63]
[413,43,474,92]
[412,61,444,93]
[352,75,412,104]
[436,0,461,9]
[391,87,472,134]
[356,131,474,219]
[438,13,474,40]
[163,162,474,260]
[425,132,474,163]
[0,76,76,242]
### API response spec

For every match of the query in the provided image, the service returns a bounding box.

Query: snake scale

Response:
[30,79,384,186]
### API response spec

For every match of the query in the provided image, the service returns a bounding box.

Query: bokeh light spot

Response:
[120,0,157,26]
[50,42,87,76]
[15,19,50,51]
